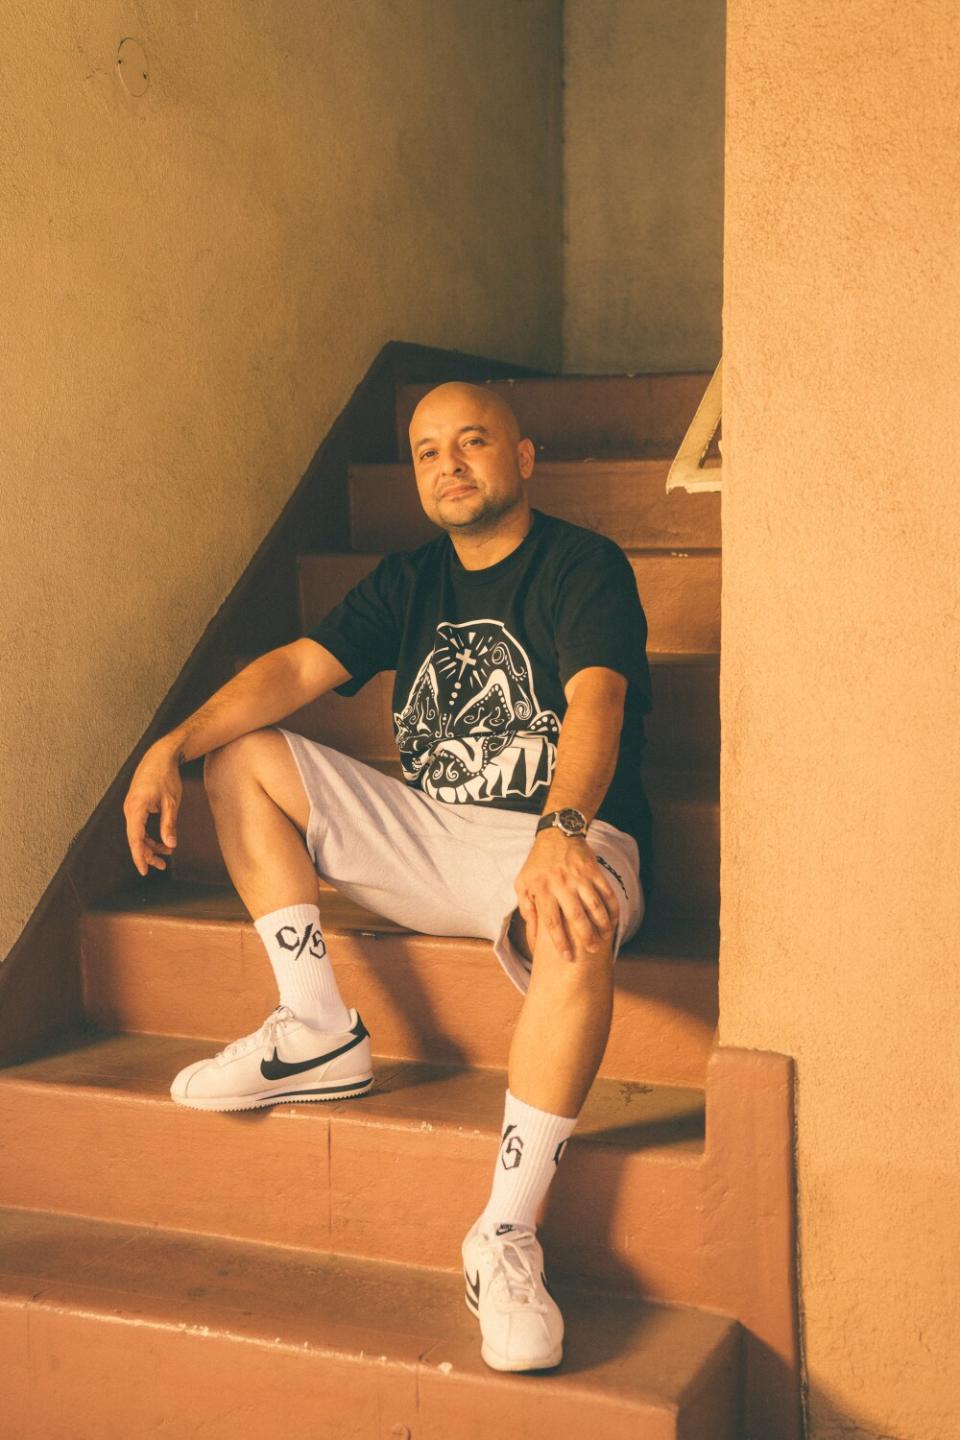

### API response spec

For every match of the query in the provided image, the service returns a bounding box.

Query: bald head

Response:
[409,382,523,456]
[408,379,535,545]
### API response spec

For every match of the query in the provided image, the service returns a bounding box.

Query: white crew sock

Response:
[477,1089,578,1234]
[253,903,352,1033]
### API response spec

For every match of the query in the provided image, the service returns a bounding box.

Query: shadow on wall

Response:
[804,1382,916,1440]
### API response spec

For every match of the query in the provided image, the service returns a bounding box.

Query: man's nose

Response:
[439,449,466,477]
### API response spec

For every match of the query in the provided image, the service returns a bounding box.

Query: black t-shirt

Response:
[307,509,655,894]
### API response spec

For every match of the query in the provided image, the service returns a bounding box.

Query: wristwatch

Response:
[536,807,589,839]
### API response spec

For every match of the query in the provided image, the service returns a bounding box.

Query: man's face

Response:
[409,384,534,534]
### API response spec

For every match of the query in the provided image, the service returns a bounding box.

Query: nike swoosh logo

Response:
[260,1016,368,1081]
[465,1269,480,1303]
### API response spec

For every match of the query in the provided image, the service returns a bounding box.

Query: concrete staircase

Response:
[0,374,798,1438]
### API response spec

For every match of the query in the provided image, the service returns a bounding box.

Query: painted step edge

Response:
[84,872,720,955]
[0,1035,707,1296]
[0,1205,743,1440]
[0,1029,706,1160]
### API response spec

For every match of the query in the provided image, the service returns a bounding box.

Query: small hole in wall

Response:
[117,37,149,97]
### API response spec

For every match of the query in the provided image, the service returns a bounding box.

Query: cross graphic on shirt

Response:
[454,645,478,680]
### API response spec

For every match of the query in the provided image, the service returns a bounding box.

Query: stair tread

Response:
[236,647,721,667]
[88,878,720,961]
[0,1030,705,1157]
[184,749,719,794]
[352,455,683,473]
[647,650,720,664]
[300,544,721,561]
[0,1205,737,1407]
[298,549,721,656]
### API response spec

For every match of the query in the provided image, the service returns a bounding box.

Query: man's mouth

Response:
[439,483,477,500]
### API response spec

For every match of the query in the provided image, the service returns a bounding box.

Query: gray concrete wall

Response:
[563,0,725,372]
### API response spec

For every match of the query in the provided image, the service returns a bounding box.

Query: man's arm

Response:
[513,665,627,962]
[123,639,350,876]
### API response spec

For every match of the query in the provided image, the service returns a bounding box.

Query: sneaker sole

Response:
[171,1073,374,1112]
[464,1289,563,1372]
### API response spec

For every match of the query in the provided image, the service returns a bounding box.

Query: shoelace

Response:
[215,1005,296,1064]
[479,1229,550,1312]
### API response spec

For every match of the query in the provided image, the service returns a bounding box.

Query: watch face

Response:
[558,808,586,834]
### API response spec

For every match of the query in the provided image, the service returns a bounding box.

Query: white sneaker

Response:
[170,1005,373,1111]
[461,1220,564,1372]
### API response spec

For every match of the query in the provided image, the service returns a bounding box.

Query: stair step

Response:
[0,1031,708,1297]
[79,882,719,1086]
[170,761,719,914]
[298,549,721,655]
[0,1207,741,1440]
[349,459,720,552]
[646,652,720,768]
[395,372,715,459]
[230,648,720,772]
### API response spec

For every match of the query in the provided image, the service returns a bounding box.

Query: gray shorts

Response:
[275,727,645,995]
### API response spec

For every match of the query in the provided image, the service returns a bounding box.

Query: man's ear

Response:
[518,436,536,478]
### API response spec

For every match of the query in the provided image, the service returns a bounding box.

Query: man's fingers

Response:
[138,837,171,873]
[125,792,177,875]
[517,850,625,961]
[564,896,605,951]
[124,807,150,876]
[536,880,617,957]
[570,856,620,937]
[160,793,179,849]
[580,883,617,933]
[540,894,574,962]
[516,893,539,951]
[572,856,618,919]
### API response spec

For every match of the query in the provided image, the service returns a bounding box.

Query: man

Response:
[123,381,654,1374]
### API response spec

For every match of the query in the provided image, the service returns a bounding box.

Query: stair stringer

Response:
[699,1046,801,1440]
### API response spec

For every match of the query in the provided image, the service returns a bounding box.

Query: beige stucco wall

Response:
[0,1,562,963]
[562,0,724,373]
[721,4,960,1437]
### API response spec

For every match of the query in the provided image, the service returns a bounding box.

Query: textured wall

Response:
[563,0,725,373]
[721,3,960,1437]
[0,1,562,963]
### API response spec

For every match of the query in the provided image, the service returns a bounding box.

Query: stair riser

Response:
[0,1303,426,1440]
[349,462,720,551]
[395,373,714,459]
[647,660,720,768]
[229,657,721,772]
[170,772,720,915]
[0,1299,726,1440]
[78,913,718,1086]
[298,551,721,655]
[0,1086,707,1305]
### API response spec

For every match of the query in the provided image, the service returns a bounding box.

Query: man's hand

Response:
[514,829,620,962]
[123,740,183,876]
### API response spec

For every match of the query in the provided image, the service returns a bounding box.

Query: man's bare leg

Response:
[202,728,352,1034]
[168,730,370,1108]
[506,909,616,1118]
[462,912,619,1372]
[202,729,318,915]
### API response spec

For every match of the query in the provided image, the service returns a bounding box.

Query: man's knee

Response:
[203,729,290,795]
[204,730,311,835]
[204,731,267,787]
[516,908,619,983]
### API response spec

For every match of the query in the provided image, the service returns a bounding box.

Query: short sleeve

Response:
[306,555,404,697]
[553,537,652,710]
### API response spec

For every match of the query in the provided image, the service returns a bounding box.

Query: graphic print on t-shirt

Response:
[394,619,560,804]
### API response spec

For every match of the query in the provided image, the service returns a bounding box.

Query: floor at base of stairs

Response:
[2,1206,742,1440]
